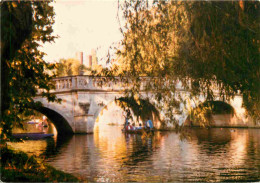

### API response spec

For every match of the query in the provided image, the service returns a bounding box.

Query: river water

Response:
[10,123,260,182]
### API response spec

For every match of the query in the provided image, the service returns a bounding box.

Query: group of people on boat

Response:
[123,109,154,132]
[27,116,48,128]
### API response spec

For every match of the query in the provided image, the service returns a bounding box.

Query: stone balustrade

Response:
[51,75,135,92]
[39,75,226,96]
[50,75,187,93]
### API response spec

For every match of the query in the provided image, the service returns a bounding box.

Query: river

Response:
[9,123,260,182]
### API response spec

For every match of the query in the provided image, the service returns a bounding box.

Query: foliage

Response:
[175,1,260,121]
[115,0,260,124]
[55,58,86,76]
[1,1,60,143]
[1,146,81,182]
[116,96,160,123]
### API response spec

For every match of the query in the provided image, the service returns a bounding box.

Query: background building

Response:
[75,49,99,70]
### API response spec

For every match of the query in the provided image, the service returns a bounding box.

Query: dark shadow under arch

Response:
[115,96,160,123]
[36,106,74,135]
[200,100,235,115]
[185,100,236,127]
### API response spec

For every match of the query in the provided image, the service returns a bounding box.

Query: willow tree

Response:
[1,1,59,143]
[115,0,260,124]
[175,1,260,121]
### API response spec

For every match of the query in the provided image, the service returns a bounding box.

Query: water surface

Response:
[10,126,260,182]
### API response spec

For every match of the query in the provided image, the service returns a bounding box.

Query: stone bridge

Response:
[34,75,253,134]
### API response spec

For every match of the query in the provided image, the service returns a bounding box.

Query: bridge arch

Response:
[115,96,160,123]
[183,100,236,127]
[93,96,161,129]
[35,106,74,135]
[94,100,126,126]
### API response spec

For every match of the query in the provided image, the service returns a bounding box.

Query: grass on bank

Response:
[1,145,84,182]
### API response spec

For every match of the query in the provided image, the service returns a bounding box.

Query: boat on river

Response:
[27,119,41,124]
[12,132,54,140]
[122,128,154,135]
[27,120,48,127]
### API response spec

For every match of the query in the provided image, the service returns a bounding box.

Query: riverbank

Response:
[1,145,85,182]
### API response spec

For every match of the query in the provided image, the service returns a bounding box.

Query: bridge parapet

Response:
[49,75,187,93]
[39,75,229,97]
[50,75,129,92]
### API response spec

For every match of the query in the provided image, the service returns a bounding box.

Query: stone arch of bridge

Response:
[94,99,125,125]
[183,100,236,126]
[34,106,74,135]
[94,96,161,127]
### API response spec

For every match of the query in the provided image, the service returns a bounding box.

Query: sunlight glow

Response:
[42,0,122,63]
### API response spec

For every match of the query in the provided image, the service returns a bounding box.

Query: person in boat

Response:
[124,118,129,130]
[136,123,143,130]
[126,122,133,131]
[132,123,136,130]
[123,109,132,130]
[42,116,48,127]
[146,118,154,130]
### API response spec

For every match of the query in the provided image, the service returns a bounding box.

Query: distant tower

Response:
[75,51,84,64]
[88,55,92,67]
[91,49,98,67]
[77,51,84,75]
[80,52,83,65]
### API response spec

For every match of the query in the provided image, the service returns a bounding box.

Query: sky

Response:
[41,0,123,63]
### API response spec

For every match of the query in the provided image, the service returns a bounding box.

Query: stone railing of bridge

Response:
[41,75,185,93]
[52,75,136,92]
[38,75,235,96]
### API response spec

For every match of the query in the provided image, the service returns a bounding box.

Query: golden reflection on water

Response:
[92,123,168,182]
[8,140,48,157]
[9,122,57,157]
[229,130,247,165]
[93,125,129,181]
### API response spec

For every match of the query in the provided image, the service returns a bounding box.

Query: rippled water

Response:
[10,126,260,182]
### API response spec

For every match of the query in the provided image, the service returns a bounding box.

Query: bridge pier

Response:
[74,115,95,133]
